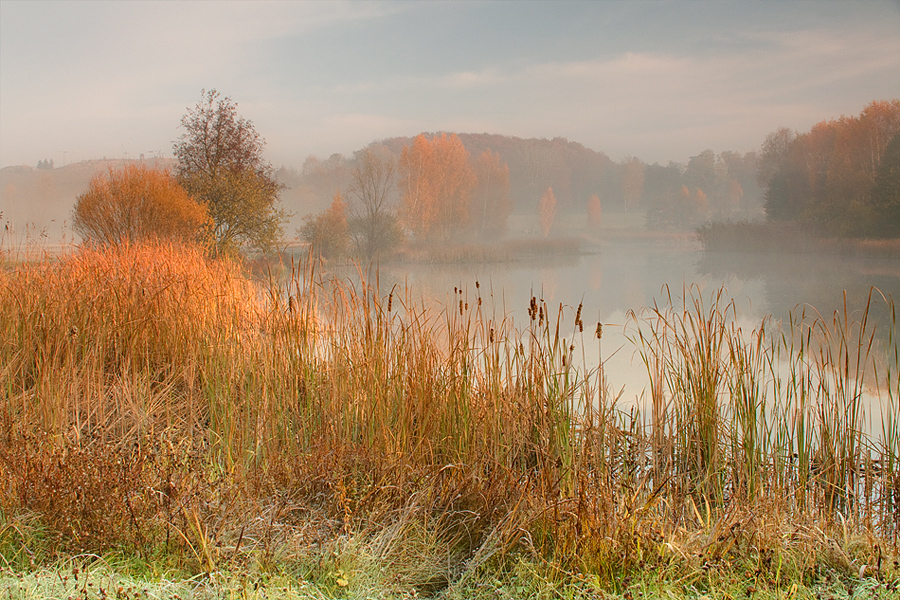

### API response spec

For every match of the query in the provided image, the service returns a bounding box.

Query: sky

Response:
[1,0,899,170]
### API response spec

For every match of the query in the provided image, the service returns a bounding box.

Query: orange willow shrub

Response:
[73,164,212,246]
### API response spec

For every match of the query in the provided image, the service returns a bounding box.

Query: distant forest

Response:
[284,99,900,244]
[279,132,764,235]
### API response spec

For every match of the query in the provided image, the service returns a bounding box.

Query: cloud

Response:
[314,24,897,161]
[1,1,897,167]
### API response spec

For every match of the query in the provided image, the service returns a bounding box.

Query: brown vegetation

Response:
[72,164,210,246]
[1,242,898,592]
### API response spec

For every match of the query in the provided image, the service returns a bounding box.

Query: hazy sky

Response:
[1,0,898,169]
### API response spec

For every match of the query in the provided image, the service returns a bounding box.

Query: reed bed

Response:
[0,242,898,595]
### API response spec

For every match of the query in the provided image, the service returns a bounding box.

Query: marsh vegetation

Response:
[1,241,899,598]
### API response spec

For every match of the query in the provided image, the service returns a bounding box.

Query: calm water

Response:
[315,236,900,417]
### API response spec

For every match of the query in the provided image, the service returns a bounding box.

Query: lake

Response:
[300,233,900,430]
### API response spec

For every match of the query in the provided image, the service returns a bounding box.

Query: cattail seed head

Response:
[595,322,603,339]
[387,292,393,313]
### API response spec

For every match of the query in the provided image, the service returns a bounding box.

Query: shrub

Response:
[72,164,211,246]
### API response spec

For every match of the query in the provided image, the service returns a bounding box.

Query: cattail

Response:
[477,297,482,306]
[489,328,494,343]
[387,291,393,313]
[539,305,544,326]
[459,299,463,315]
[475,280,480,289]
[465,302,468,311]
[575,302,582,326]
[595,322,603,340]
[288,296,295,314]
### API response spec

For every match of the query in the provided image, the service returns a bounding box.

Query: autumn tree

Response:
[472,150,511,238]
[538,187,557,238]
[757,127,796,189]
[761,100,900,234]
[869,133,900,237]
[620,157,645,213]
[587,194,603,229]
[173,89,286,255]
[73,164,210,246]
[298,192,350,259]
[399,133,476,240]
[348,147,402,261]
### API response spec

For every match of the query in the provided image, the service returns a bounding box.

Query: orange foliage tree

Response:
[538,187,557,238]
[73,164,210,246]
[298,192,350,259]
[399,133,475,240]
[587,194,603,229]
[472,150,511,238]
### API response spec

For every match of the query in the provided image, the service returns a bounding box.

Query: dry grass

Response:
[0,242,898,594]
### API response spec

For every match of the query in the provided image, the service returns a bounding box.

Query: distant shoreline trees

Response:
[759,99,900,237]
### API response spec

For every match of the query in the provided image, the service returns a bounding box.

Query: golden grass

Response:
[0,242,898,591]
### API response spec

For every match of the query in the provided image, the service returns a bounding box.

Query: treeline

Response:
[759,99,900,237]
[297,135,515,262]
[283,133,764,251]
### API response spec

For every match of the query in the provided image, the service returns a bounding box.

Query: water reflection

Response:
[302,236,899,419]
